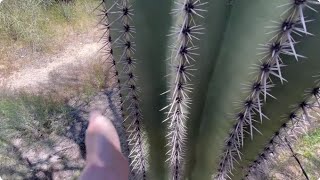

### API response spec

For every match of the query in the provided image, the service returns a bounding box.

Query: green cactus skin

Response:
[191,0,295,179]
[101,1,150,179]
[230,6,320,178]
[161,0,209,179]
[127,1,174,179]
[98,0,320,179]
[98,3,137,177]
[183,1,233,178]
[101,0,173,179]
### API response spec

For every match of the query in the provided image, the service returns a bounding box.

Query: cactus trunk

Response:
[97,0,320,179]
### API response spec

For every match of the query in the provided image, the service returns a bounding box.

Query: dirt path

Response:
[0,29,127,180]
[0,31,102,91]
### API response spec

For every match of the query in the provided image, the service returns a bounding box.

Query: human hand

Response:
[79,111,129,180]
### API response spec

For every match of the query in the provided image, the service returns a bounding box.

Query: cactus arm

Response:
[190,0,291,179]
[230,6,320,178]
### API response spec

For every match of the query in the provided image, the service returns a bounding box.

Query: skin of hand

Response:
[79,111,129,180]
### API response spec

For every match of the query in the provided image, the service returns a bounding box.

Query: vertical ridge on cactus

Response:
[98,2,140,179]
[214,1,320,179]
[103,0,174,178]
[229,4,320,178]
[246,81,319,178]
[99,0,149,178]
[115,1,148,178]
[98,0,320,179]
[161,0,207,179]
[99,6,125,120]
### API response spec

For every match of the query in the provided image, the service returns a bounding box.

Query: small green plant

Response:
[99,0,320,179]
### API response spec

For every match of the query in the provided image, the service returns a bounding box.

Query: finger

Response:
[81,111,129,180]
[86,111,122,151]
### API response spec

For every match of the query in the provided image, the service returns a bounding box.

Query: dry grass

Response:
[0,92,73,143]
[0,0,98,47]
[0,54,111,139]
[42,55,110,100]
[0,56,111,179]
[0,92,85,180]
[0,0,99,76]
[0,1,112,179]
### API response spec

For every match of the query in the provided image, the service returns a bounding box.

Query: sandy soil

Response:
[0,30,101,91]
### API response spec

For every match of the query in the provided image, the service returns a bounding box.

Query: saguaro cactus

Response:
[99,0,320,179]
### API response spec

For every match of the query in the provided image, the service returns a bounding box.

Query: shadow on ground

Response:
[0,69,128,179]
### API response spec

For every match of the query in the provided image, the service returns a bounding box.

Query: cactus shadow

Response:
[0,137,83,180]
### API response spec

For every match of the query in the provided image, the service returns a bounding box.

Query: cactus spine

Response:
[98,0,320,179]
[214,1,319,179]
[100,0,148,179]
[232,6,320,178]
[162,0,207,179]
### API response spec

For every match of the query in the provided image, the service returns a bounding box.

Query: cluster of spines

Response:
[161,0,206,179]
[98,2,123,112]
[98,0,147,179]
[216,1,320,179]
[98,3,138,177]
[116,1,148,179]
[245,83,320,179]
[98,0,134,172]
